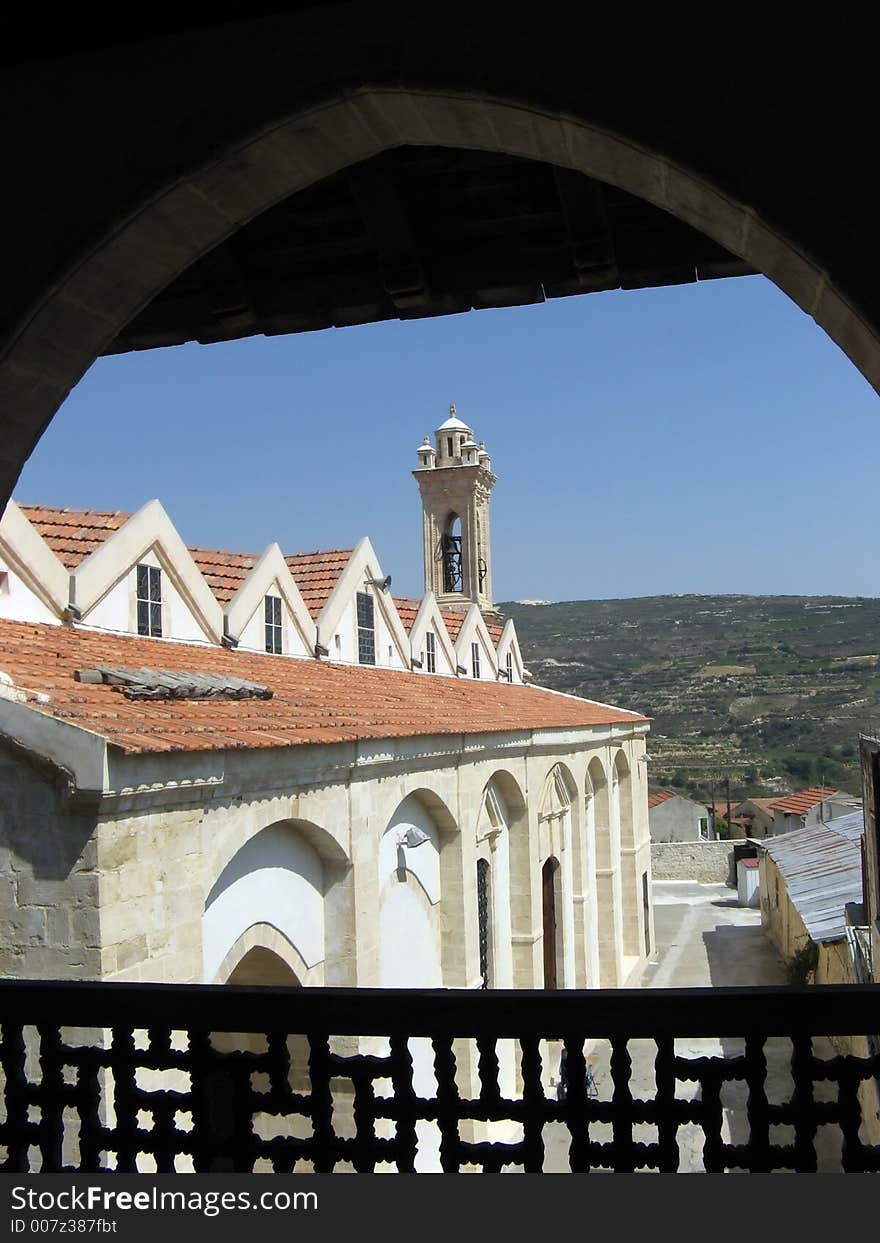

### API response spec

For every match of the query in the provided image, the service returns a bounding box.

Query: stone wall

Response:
[650,840,734,884]
[0,740,100,978]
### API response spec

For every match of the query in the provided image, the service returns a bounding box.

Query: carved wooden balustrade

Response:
[1,980,879,1173]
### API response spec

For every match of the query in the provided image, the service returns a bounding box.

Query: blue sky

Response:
[16,274,879,602]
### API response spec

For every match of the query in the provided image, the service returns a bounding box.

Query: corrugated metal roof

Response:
[759,811,864,943]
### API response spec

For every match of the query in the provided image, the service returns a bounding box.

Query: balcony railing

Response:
[1,979,880,1173]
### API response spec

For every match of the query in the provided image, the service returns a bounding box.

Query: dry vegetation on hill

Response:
[503,594,880,799]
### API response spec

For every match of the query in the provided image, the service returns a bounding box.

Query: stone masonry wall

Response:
[650,840,734,884]
[0,741,100,978]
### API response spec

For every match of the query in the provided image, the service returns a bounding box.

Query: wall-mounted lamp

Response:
[315,642,329,658]
[397,826,430,849]
[221,628,239,649]
[456,663,467,676]
[64,603,82,622]
[522,668,533,681]
[497,669,510,681]
[367,575,392,592]
[639,754,654,763]
[411,657,423,669]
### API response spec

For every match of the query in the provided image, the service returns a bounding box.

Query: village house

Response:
[0,409,654,1017]
[767,787,861,836]
[757,808,880,1144]
[647,789,709,842]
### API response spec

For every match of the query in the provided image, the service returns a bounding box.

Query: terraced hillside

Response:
[502,595,880,798]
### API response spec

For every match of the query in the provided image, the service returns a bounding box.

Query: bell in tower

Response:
[413,404,496,613]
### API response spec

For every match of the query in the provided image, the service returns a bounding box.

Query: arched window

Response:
[477,857,492,989]
[441,514,462,592]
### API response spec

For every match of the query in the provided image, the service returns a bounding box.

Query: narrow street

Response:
[542,880,843,1172]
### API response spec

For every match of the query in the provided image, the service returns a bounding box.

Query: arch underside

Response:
[1,70,878,506]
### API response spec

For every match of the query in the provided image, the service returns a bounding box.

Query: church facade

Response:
[0,408,653,1008]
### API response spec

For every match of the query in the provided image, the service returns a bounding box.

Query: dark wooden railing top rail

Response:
[2,979,880,1036]
[2,980,880,1174]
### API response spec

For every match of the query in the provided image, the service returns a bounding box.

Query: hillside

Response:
[501,594,880,799]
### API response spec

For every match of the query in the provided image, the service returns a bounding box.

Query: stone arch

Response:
[214,922,309,986]
[588,753,621,988]
[203,820,329,988]
[378,788,460,989]
[476,769,527,991]
[614,748,645,962]
[4,87,879,506]
[217,932,312,1108]
[538,762,579,990]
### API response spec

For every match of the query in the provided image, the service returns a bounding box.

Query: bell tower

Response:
[413,404,497,613]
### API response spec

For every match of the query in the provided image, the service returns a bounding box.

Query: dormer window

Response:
[356,591,376,665]
[265,595,282,654]
[471,641,481,679]
[506,651,513,682]
[136,564,162,637]
[426,630,436,673]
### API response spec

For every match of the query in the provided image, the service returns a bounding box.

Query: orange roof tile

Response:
[19,505,131,569]
[393,599,504,646]
[647,789,676,809]
[285,549,353,618]
[768,787,839,816]
[188,547,259,605]
[0,620,647,756]
[393,597,421,633]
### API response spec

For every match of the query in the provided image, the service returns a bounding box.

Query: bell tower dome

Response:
[413,403,496,612]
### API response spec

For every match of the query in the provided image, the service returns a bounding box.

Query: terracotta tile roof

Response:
[0,620,647,755]
[768,787,839,816]
[18,505,131,569]
[392,600,504,645]
[440,608,467,642]
[285,549,353,618]
[188,548,259,605]
[393,597,421,633]
[647,789,676,809]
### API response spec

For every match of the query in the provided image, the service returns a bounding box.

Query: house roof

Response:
[768,787,839,816]
[759,811,864,943]
[648,789,676,809]
[18,505,131,569]
[392,597,421,633]
[188,547,259,606]
[0,620,647,756]
[734,797,778,816]
[284,549,354,618]
[393,598,505,646]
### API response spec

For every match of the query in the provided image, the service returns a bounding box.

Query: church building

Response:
[0,406,653,1016]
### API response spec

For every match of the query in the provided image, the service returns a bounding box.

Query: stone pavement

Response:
[541,880,843,1172]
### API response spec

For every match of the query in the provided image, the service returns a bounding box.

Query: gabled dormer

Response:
[405,593,457,676]
[495,617,524,684]
[316,538,410,668]
[454,604,499,681]
[70,500,223,644]
[224,543,316,657]
[0,501,69,624]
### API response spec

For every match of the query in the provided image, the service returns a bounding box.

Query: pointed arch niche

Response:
[538,764,579,991]
[613,748,642,964]
[589,755,622,988]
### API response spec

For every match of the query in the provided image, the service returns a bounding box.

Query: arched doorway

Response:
[538,764,578,989]
[542,857,560,990]
[3,77,879,507]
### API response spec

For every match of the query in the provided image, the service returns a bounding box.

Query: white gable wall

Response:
[328,593,405,668]
[83,547,210,643]
[0,556,60,625]
[237,581,309,657]
[463,629,495,680]
[416,626,455,676]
